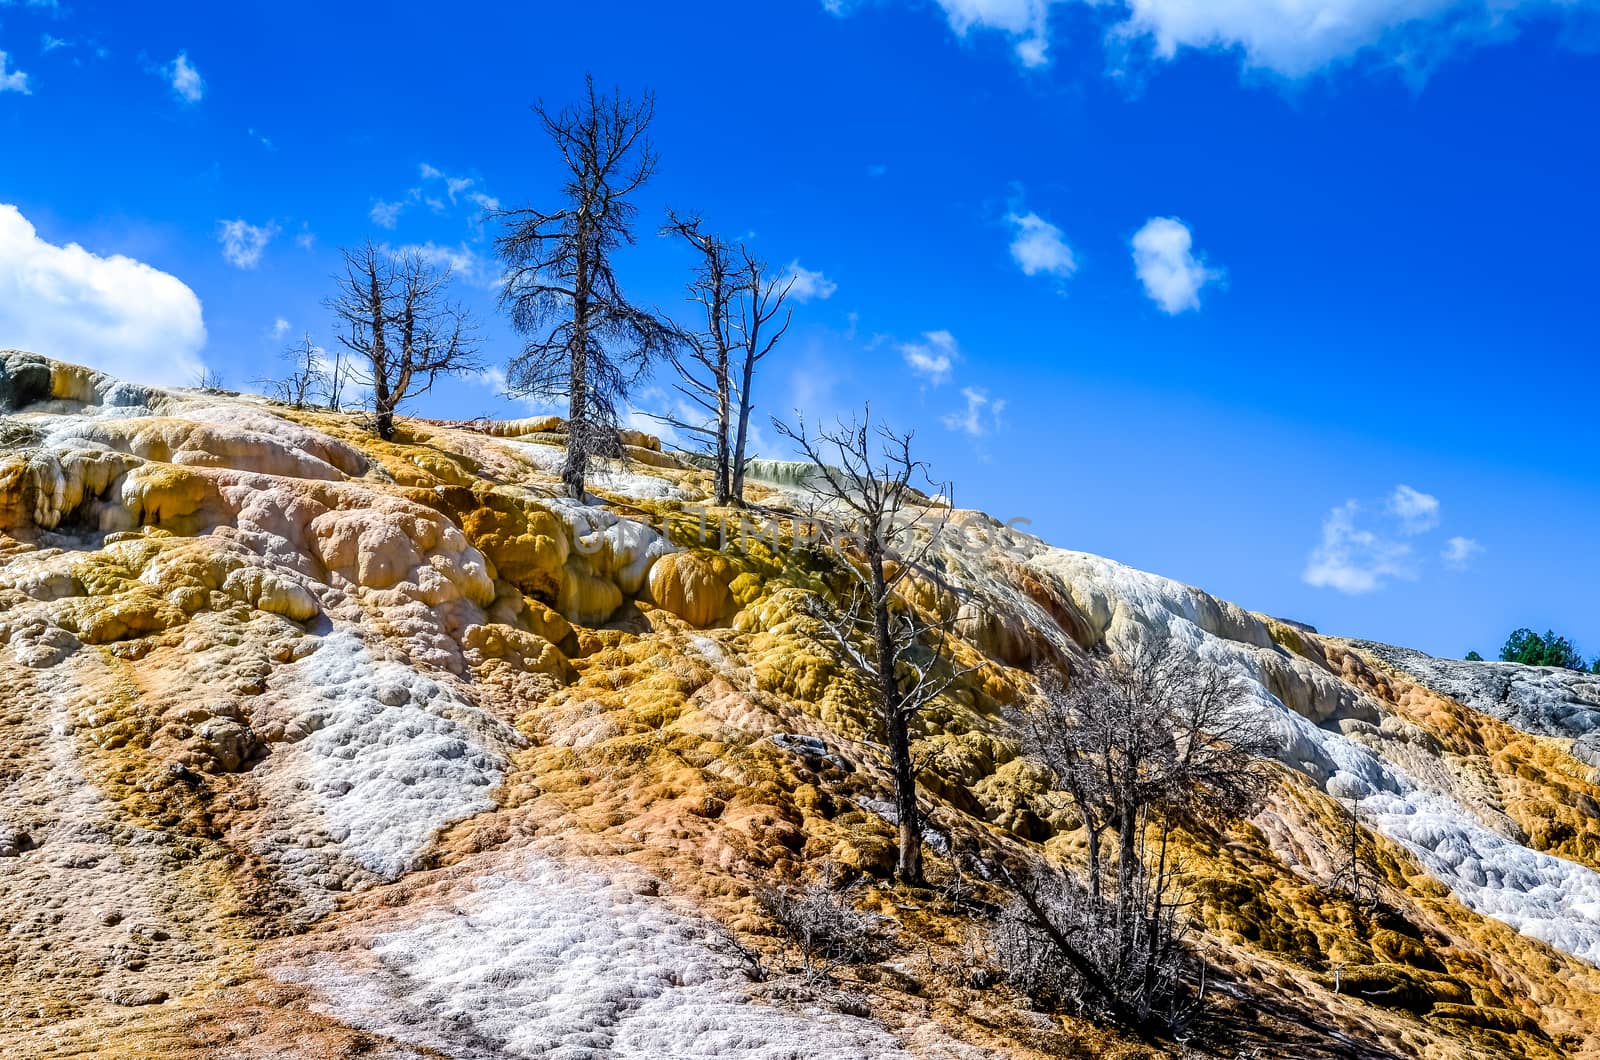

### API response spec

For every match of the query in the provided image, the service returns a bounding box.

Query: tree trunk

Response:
[871,549,922,885]
[713,357,730,505]
[368,266,392,440]
[730,349,756,504]
[1117,804,1139,902]
[563,356,588,499]
[1086,820,1103,904]
[565,211,592,501]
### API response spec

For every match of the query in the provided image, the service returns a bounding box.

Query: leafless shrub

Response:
[991,637,1274,1032]
[0,417,41,448]
[757,877,887,983]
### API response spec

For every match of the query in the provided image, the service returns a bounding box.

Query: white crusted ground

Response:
[271,853,917,1060]
[247,630,522,890]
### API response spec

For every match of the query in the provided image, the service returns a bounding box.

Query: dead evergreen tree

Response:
[655,210,737,502]
[1330,795,1381,910]
[327,242,480,440]
[775,407,967,886]
[494,75,674,499]
[258,332,326,409]
[1007,638,1274,1027]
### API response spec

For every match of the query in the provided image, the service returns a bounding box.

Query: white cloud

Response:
[249,127,275,151]
[270,317,291,340]
[41,34,70,54]
[1388,484,1441,534]
[420,164,498,213]
[1443,535,1484,568]
[391,241,496,287]
[0,202,207,385]
[164,51,203,104]
[942,386,1006,436]
[781,260,838,303]
[295,226,317,251]
[828,0,1583,81]
[1131,216,1221,314]
[899,330,959,385]
[370,199,406,229]
[1111,0,1577,80]
[1007,210,1077,282]
[1303,500,1416,594]
[217,219,279,269]
[935,0,1055,66]
[0,51,31,94]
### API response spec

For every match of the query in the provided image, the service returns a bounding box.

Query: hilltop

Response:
[3,350,1600,1059]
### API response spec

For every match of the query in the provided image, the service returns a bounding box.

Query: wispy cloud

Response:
[1442,536,1484,569]
[899,330,959,385]
[370,199,406,229]
[40,34,70,54]
[217,218,279,269]
[1007,209,1077,284]
[1304,484,1478,593]
[270,317,291,340]
[942,386,1006,436]
[1388,484,1441,535]
[389,240,497,288]
[1303,500,1416,594]
[163,51,204,104]
[420,163,499,212]
[1132,216,1222,314]
[781,260,837,303]
[0,51,31,95]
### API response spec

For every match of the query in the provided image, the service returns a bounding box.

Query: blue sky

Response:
[2,0,1598,660]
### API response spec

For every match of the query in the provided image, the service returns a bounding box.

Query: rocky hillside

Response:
[4,349,1600,1059]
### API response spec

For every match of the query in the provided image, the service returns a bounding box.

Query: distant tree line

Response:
[1466,628,1600,673]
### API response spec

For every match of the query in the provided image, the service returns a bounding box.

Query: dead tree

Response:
[191,367,226,391]
[776,407,966,886]
[655,210,737,502]
[258,332,326,409]
[494,75,674,499]
[327,242,480,439]
[1331,795,1381,911]
[1014,638,1274,1025]
[728,247,792,503]
[323,344,354,412]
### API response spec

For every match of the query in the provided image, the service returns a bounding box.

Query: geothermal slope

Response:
[4,349,1600,1059]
